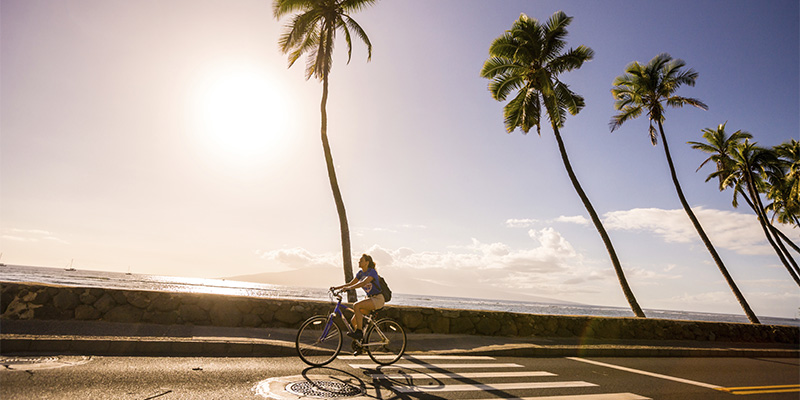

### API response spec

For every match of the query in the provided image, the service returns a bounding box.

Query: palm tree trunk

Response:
[773,228,800,255]
[739,190,800,277]
[741,175,800,286]
[321,70,356,303]
[552,126,646,318]
[657,121,760,324]
[771,228,800,276]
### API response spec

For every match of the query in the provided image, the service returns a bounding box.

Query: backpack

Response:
[378,275,392,302]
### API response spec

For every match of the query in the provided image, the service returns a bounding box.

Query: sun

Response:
[193,67,291,162]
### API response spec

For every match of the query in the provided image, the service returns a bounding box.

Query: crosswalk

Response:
[340,355,651,399]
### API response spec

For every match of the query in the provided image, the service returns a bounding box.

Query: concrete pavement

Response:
[1,319,797,358]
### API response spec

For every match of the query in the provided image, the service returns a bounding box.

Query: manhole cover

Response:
[285,380,364,398]
[255,375,373,399]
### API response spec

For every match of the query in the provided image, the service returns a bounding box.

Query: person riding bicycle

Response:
[331,253,385,341]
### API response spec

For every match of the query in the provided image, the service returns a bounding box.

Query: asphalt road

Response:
[2,354,798,399]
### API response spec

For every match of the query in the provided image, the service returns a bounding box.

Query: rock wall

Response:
[1,282,797,344]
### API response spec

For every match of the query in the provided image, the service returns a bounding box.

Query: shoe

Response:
[346,330,363,340]
[352,340,363,356]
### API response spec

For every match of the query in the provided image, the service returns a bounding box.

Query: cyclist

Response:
[331,253,385,340]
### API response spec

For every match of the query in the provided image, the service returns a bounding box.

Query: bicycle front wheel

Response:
[365,318,406,365]
[296,315,342,366]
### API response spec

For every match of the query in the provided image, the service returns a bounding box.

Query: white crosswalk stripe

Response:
[369,371,556,380]
[348,355,652,400]
[348,362,523,369]
[471,394,650,400]
[393,381,598,393]
[339,354,495,360]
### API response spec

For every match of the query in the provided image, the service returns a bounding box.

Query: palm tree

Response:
[690,125,800,286]
[767,140,800,256]
[768,140,800,228]
[481,12,646,318]
[730,140,800,285]
[688,123,752,193]
[610,53,760,324]
[274,0,376,301]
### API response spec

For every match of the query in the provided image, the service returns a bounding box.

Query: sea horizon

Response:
[1,263,797,327]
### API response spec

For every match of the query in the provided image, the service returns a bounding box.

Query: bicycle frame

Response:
[322,292,375,338]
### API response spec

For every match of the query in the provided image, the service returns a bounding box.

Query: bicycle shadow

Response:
[299,365,414,400]
[354,354,523,400]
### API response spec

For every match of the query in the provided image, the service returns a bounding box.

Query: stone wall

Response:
[1,282,797,344]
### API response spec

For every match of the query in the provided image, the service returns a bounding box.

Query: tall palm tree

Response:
[730,140,800,285]
[610,53,760,324]
[690,125,800,286]
[274,0,376,301]
[768,140,800,228]
[766,140,800,256]
[688,123,752,193]
[481,12,646,318]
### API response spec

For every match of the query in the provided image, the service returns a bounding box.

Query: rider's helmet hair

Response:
[362,254,376,269]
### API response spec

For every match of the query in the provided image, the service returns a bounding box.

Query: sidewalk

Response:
[1,319,797,358]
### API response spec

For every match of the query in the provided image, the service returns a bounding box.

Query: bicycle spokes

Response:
[365,318,406,365]
[296,315,342,367]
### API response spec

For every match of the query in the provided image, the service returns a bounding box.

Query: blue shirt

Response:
[356,268,382,297]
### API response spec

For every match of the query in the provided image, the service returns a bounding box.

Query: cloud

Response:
[505,215,589,228]
[554,215,590,225]
[505,218,538,228]
[258,226,596,298]
[256,247,338,270]
[1,228,69,244]
[603,207,777,255]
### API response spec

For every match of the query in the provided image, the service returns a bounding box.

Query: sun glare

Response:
[193,67,291,162]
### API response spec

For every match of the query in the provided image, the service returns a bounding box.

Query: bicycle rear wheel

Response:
[296,315,342,366]
[365,318,406,365]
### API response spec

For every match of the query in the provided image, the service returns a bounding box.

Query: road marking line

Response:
[339,355,495,360]
[391,381,597,393]
[349,362,524,369]
[470,393,650,400]
[716,384,800,395]
[566,357,722,390]
[368,371,556,380]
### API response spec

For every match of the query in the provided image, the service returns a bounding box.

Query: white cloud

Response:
[2,228,69,244]
[505,218,538,228]
[256,247,338,270]
[506,215,590,228]
[262,226,608,300]
[255,225,599,298]
[603,207,776,255]
[554,215,590,225]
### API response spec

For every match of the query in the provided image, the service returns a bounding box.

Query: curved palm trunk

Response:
[552,126,646,318]
[773,228,800,256]
[657,121,760,324]
[739,187,800,285]
[321,69,356,303]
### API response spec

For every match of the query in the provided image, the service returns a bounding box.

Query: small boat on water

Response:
[65,259,76,271]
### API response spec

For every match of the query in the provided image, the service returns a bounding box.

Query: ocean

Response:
[1,264,797,327]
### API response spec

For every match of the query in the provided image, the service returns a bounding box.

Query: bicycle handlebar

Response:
[329,287,345,299]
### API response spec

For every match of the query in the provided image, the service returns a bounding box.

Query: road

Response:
[2,354,798,399]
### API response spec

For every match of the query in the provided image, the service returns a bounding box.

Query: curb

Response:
[1,335,297,357]
[3,335,797,358]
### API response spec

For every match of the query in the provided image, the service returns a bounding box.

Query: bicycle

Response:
[295,289,407,367]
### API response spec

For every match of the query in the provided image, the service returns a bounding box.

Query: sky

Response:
[2,0,799,319]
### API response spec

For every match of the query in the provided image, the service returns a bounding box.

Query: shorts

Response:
[369,293,385,309]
